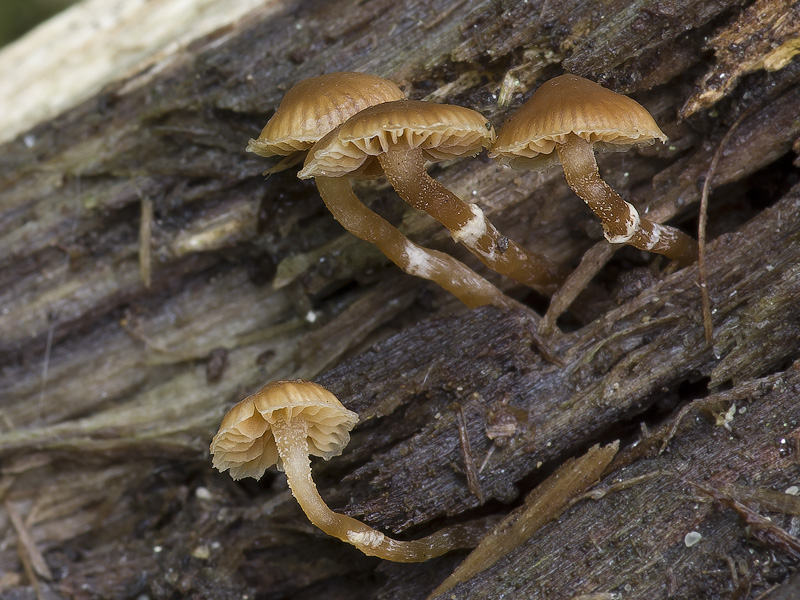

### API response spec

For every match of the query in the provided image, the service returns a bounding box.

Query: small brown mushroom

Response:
[248,73,517,310]
[211,379,483,562]
[246,72,405,173]
[490,74,698,266]
[300,99,567,296]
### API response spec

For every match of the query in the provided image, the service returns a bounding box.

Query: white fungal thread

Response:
[451,204,488,247]
[404,243,434,278]
[605,202,641,244]
[347,529,386,548]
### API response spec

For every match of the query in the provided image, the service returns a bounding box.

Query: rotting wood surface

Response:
[1,0,799,598]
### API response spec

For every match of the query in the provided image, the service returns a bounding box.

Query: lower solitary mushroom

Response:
[211,379,485,562]
[490,74,698,266]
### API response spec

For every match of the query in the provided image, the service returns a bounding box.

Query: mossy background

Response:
[0,0,76,47]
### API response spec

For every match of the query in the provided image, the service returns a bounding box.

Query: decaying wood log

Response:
[1,0,799,598]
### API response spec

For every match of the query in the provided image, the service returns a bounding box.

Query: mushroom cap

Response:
[210,379,359,480]
[298,99,495,179]
[246,72,406,158]
[490,74,667,170]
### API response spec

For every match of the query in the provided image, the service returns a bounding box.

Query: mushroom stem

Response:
[271,415,484,562]
[556,134,698,266]
[376,144,566,295]
[315,176,518,309]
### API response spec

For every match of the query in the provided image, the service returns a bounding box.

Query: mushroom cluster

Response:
[248,72,576,311]
[299,99,566,295]
[248,71,697,313]
[248,72,518,310]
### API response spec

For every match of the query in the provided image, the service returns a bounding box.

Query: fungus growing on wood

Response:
[247,72,517,310]
[246,72,405,173]
[211,379,483,562]
[490,74,698,266]
[300,99,566,295]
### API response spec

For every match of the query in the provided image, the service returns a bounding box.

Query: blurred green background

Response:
[0,0,79,48]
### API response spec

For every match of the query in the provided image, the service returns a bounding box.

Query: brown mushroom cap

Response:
[490,74,667,170]
[246,72,406,158]
[210,379,359,479]
[298,99,495,179]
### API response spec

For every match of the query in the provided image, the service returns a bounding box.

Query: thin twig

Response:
[578,470,665,501]
[6,500,53,596]
[455,404,484,504]
[139,196,153,288]
[698,111,750,345]
[37,315,55,422]
[39,177,82,421]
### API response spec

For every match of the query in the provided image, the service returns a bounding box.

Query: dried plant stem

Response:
[377,144,567,295]
[698,175,714,345]
[6,500,53,591]
[558,135,698,266]
[699,112,749,345]
[139,196,153,288]
[272,417,483,562]
[315,177,517,310]
[456,404,484,504]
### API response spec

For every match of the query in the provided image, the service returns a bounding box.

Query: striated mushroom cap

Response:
[298,99,495,179]
[210,380,359,480]
[246,72,406,158]
[490,74,667,170]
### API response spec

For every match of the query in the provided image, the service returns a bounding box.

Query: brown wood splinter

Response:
[490,74,698,266]
[211,380,484,562]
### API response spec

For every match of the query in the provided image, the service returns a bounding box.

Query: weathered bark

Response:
[1,0,799,598]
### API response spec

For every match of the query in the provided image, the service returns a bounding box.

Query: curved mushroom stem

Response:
[556,134,698,266]
[271,416,485,562]
[376,145,567,295]
[315,176,517,310]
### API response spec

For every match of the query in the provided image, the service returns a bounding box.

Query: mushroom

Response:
[490,74,698,266]
[211,379,483,562]
[247,71,406,173]
[248,73,516,309]
[299,99,567,296]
